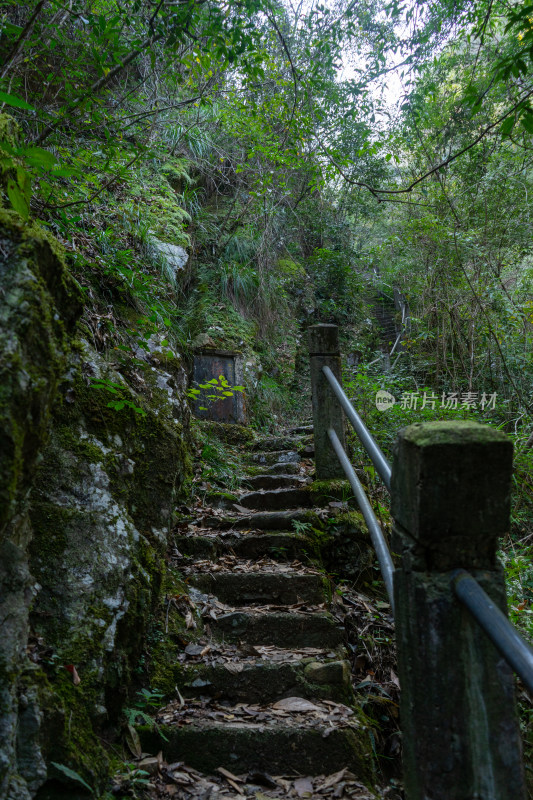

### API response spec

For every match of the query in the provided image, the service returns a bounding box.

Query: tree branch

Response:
[1,0,49,80]
[33,32,165,144]
[320,85,533,200]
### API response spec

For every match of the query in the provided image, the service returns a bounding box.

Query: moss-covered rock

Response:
[321,510,376,585]
[0,206,194,798]
[0,210,83,800]
[25,342,192,793]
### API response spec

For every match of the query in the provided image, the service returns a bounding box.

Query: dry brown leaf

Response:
[272,697,320,713]
[316,768,347,791]
[125,724,142,758]
[185,611,197,630]
[224,662,244,674]
[293,777,313,797]
[390,669,400,688]
[217,766,245,794]
[216,767,243,783]
[233,504,252,514]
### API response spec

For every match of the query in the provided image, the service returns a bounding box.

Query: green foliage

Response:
[90,379,146,416]
[187,374,244,412]
[123,688,168,742]
[50,762,94,795]
[113,763,151,797]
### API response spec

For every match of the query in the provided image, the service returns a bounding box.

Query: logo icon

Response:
[375,390,396,411]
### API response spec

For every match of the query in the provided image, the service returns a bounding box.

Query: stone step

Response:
[203,508,323,531]
[245,450,300,466]
[204,490,239,510]
[251,461,301,475]
[182,650,353,704]
[287,424,313,434]
[250,436,304,452]
[141,702,373,777]
[210,610,343,648]
[232,509,323,531]
[237,487,312,511]
[189,570,326,605]
[175,531,316,561]
[243,474,308,491]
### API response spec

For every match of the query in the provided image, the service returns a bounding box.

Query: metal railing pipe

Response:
[322,365,392,491]
[327,427,395,610]
[452,568,533,696]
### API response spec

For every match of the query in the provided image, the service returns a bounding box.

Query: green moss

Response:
[145,568,196,697]
[161,159,192,192]
[320,511,375,585]
[401,420,510,447]
[309,479,352,505]
[56,427,106,464]
[0,208,83,533]
[197,420,256,446]
[126,165,191,248]
[28,665,109,796]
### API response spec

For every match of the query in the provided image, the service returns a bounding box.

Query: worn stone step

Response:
[245,450,300,466]
[287,424,313,434]
[233,509,323,531]
[252,461,301,475]
[237,487,312,511]
[203,509,323,531]
[175,531,317,561]
[141,706,373,778]
[182,651,353,704]
[210,610,343,648]
[204,490,239,510]
[251,436,304,452]
[189,570,326,605]
[243,474,308,491]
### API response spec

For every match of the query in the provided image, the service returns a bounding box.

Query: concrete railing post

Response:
[391,421,526,800]
[308,324,345,479]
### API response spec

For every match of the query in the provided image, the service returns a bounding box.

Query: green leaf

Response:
[7,179,29,219]
[51,166,79,177]
[23,147,58,169]
[0,91,34,110]
[50,763,94,795]
[500,116,515,137]
[521,112,533,134]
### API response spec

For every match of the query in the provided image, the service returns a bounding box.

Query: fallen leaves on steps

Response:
[156,695,358,731]
[178,640,339,668]
[115,754,393,799]
[177,555,322,577]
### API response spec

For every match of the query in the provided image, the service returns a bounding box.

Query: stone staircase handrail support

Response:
[307,322,527,800]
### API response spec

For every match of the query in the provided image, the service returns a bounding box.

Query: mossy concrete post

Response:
[391,421,526,800]
[308,324,345,479]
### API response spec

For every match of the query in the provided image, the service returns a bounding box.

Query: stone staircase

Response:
[139,425,380,794]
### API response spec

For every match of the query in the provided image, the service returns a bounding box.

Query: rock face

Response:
[0,212,192,798]
[0,210,83,800]
[150,237,188,281]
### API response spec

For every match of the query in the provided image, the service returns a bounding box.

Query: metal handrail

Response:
[452,569,533,695]
[328,428,395,610]
[322,365,392,491]
[321,361,533,697]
